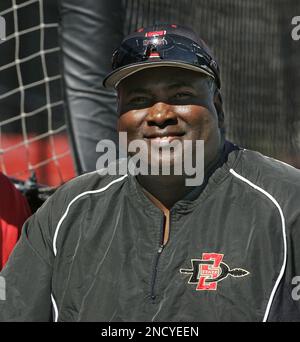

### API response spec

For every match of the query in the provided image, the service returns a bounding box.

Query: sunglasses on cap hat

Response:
[103,25,221,89]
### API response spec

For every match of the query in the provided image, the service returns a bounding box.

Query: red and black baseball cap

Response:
[103,24,221,89]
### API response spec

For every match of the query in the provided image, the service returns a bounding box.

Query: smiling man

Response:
[1,24,300,322]
[116,67,223,206]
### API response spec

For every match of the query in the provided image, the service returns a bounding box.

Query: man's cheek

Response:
[117,115,135,132]
[190,115,214,136]
[118,122,141,144]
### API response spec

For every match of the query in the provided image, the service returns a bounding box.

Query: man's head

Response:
[104,24,225,173]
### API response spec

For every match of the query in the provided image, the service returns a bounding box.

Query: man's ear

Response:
[214,90,225,132]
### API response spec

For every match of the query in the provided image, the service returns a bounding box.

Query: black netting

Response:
[0,0,75,186]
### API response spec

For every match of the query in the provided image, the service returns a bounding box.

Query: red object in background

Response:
[0,172,32,270]
[0,134,76,187]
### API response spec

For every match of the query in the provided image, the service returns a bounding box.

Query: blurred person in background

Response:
[0,172,31,270]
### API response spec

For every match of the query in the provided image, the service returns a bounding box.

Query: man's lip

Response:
[144,135,185,145]
[144,133,185,140]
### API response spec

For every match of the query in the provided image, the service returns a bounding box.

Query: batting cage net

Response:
[0,0,75,194]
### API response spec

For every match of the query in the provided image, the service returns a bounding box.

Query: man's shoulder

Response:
[37,169,129,221]
[240,149,300,181]
[57,170,128,200]
[233,149,300,203]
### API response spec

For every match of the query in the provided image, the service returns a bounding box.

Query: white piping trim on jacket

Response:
[51,294,58,322]
[51,174,128,322]
[230,169,287,323]
[52,175,128,256]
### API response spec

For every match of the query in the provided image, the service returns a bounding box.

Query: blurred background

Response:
[0,0,299,194]
[0,0,74,187]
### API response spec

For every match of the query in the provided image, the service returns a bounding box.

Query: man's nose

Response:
[146,103,178,128]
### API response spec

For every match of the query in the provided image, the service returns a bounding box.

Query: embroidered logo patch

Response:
[180,253,250,291]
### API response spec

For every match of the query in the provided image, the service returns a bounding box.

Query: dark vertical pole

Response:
[59,0,124,173]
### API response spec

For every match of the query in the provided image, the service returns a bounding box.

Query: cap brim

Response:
[103,61,215,89]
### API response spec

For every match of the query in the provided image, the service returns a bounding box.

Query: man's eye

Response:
[174,92,193,99]
[129,97,149,104]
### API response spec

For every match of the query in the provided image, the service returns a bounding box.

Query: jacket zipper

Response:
[150,216,166,301]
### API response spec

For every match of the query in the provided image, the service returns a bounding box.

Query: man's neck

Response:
[137,175,192,210]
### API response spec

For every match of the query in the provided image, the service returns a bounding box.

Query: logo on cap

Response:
[145,30,167,38]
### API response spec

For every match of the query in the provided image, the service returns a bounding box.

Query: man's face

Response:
[117,67,222,173]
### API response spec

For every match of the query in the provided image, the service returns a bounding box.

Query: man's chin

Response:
[145,153,185,176]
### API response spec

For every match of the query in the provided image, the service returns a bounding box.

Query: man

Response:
[1,24,300,322]
[0,173,31,270]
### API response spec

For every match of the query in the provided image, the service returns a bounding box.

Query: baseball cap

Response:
[103,24,221,89]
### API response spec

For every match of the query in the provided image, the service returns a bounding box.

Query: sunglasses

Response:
[112,34,221,88]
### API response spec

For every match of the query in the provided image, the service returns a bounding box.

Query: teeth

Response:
[149,136,181,147]
[152,137,172,142]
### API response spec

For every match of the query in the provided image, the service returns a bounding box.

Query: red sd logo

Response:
[180,253,250,291]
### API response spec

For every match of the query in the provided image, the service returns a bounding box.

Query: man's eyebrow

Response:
[167,82,195,90]
[125,82,196,96]
[126,88,152,96]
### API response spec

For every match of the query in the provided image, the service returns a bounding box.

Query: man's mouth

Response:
[144,133,185,146]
